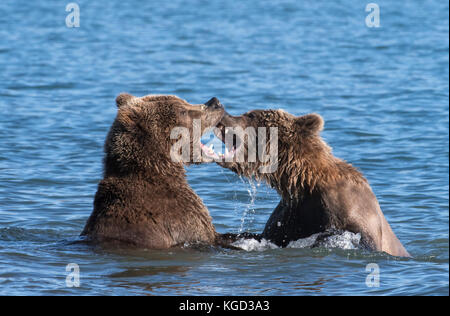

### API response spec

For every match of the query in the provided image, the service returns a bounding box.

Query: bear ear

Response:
[117,106,138,128]
[294,113,324,135]
[115,93,135,108]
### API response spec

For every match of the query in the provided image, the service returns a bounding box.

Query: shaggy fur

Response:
[81,94,224,249]
[216,109,410,257]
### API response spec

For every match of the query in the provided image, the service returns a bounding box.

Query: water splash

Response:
[320,231,361,250]
[232,231,362,252]
[288,231,361,250]
[232,238,278,251]
[237,176,259,233]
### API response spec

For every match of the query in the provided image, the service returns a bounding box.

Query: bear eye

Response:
[247,112,255,119]
[180,110,187,116]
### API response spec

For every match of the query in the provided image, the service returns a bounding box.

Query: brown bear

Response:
[81,93,225,249]
[214,109,410,257]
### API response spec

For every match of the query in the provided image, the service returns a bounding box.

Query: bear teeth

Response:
[200,142,236,161]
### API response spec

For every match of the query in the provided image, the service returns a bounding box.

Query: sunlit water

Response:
[0,0,448,295]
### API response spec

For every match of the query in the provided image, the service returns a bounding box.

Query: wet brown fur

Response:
[217,109,410,257]
[81,94,225,249]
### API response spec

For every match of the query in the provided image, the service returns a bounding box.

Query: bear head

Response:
[214,109,333,197]
[104,93,224,178]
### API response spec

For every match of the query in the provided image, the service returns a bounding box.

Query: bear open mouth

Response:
[200,142,236,161]
[199,123,242,161]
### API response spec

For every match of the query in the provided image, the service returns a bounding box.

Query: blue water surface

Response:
[0,0,448,295]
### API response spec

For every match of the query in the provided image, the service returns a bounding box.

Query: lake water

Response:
[0,0,448,295]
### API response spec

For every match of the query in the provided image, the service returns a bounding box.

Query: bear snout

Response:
[205,97,223,109]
